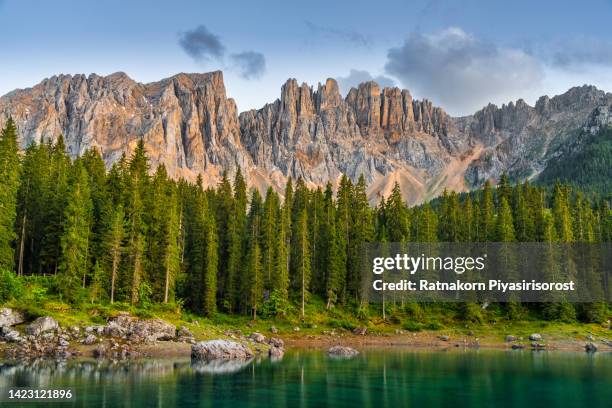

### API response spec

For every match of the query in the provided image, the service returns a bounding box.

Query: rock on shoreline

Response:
[191,340,254,361]
[0,308,25,327]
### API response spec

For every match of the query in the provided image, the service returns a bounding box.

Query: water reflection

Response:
[0,350,610,407]
[191,358,253,374]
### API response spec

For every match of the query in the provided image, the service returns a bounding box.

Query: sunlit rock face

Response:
[1,71,610,204]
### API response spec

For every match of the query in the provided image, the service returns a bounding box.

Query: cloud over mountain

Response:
[179,25,225,62]
[336,69,396,95]
[231,52,266,79]
[385,27,544,115]
[179,25,266,80]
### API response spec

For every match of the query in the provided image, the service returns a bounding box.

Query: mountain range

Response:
[1,71,611,204]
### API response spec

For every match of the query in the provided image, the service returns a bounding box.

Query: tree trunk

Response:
[17,212,26,276]
[164,259,170,304]
[110,249,119,304]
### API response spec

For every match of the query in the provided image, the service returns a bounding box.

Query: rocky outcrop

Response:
[102,313,175,342]
[239,78,458,203]
[462,86,612,186]
[176,326,195,343]
[130,318,176,342]
[191,340,253,361]
[529,333,543,341]
[0,71,250,184]
[0,308,25,328]
[0,326,22,342]
[2,72,610,204]
[25,316,59,336]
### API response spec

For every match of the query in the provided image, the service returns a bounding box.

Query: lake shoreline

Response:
[52,332,612,359]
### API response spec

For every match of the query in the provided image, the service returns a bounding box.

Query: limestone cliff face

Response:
[459,85,612,186]
[1,72,610,204]
[0,71,250,184]
[239,78,461,202]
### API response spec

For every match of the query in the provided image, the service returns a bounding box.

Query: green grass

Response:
[2,276,609,343]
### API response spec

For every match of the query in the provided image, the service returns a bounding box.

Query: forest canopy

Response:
[0,118,610,324]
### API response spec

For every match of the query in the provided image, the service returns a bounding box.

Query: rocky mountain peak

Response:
[1,71,610,204]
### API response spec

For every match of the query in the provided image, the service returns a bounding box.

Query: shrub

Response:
[0,268,24,303]
[403,321,423,332]
[424,320,443,330]
[328,318,356,331]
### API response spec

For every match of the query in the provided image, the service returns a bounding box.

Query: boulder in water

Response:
[268,337,284,348]
[269,346,285,358]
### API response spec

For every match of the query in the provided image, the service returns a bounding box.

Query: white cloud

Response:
[384,27,545,115]
[336,69,396,95]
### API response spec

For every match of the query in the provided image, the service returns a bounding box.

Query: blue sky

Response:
[1,0,612,115]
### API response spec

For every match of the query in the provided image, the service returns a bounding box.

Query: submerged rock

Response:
[191,340,254,361]
[328,346,359,357]
[25,317,59,337]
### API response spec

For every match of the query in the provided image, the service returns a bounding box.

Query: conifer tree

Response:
[262,187,280,289]
[125,140,149,304]
[0,118,21,271]
[496,197,516,242]
[244,189,263,318]
[272,193,290,309]
[41,135,70,274]
[293,209,311,318]
[202,203,218,316]
[163,180,181,304]
[385,182,410,242]
[348,175,374,301]
[102,204,125,304]
[321,183,341,308]
[58,163,92,299]
[416,202,438,242]
[16,141,51,276]
[479,181,495,241]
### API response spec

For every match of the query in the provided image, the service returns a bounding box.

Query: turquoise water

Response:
[1,349,611,407]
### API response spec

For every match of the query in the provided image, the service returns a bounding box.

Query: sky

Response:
[1,0,612,116]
